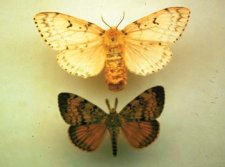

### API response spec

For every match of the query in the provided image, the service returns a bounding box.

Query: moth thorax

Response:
[103,27,125,46]
[103,28,127,92]
[106,112,121,128]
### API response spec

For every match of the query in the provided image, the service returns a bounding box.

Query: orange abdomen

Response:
[103,28,127,92]
[105,46,127,91]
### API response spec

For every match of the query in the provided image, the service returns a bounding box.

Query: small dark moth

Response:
[58,86,165,156]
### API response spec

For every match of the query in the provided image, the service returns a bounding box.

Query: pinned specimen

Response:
[34,7,190,91]
[58,86,165,156]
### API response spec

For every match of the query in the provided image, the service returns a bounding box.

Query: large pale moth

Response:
[34,7,190,91]
[58,86,164,156]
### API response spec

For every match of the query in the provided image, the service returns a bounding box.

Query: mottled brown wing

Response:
[58,93,107,125]
[119,86,165,121]
[121,121,159,148]
[119,86,164,148]
[58,93,107,151]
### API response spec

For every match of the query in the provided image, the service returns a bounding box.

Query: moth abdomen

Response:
[105,51,127,92]
[112,131,117,156]
[108,128,119,156]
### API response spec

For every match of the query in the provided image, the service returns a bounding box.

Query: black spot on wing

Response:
[84,22,94,31]
[87,22,93,27]
[153,17,159,25]
[99,30,105,36]
[67,20,73,28]
[133,21,141,28]
[121,30,127,35]
[165,8,169,12]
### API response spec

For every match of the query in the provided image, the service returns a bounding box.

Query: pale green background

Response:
[0,0,224,167]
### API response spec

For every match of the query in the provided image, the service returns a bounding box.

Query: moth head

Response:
[105,98,118,113]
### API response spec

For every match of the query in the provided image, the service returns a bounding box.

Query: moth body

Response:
[103,28,127,91]
[105,100,120,156]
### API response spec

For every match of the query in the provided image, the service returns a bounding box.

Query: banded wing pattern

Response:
[58,86,165,155]
[58,93,107,151]
[119,86,165,148]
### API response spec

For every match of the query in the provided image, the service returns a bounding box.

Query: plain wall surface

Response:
[0,0,224,167]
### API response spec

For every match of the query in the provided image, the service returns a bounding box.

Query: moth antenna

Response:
[116,12,125,28]
[101,16,111,28]
[105,98,111,111]
[114,98,118,110]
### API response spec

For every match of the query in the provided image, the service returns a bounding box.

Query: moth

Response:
[34,7,190,92]
[58,86,165,156]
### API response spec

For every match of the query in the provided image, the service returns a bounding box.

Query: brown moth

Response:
[34,7,190,92]
[58,86,165,156]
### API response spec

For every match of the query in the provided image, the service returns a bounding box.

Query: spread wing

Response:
[122,7,190,75]
[58,93,107,151]
[34,12,106,78]
[124,41,172,75]
[120,121,159,148]
[119,86,165,148]
[69,124,106,151]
